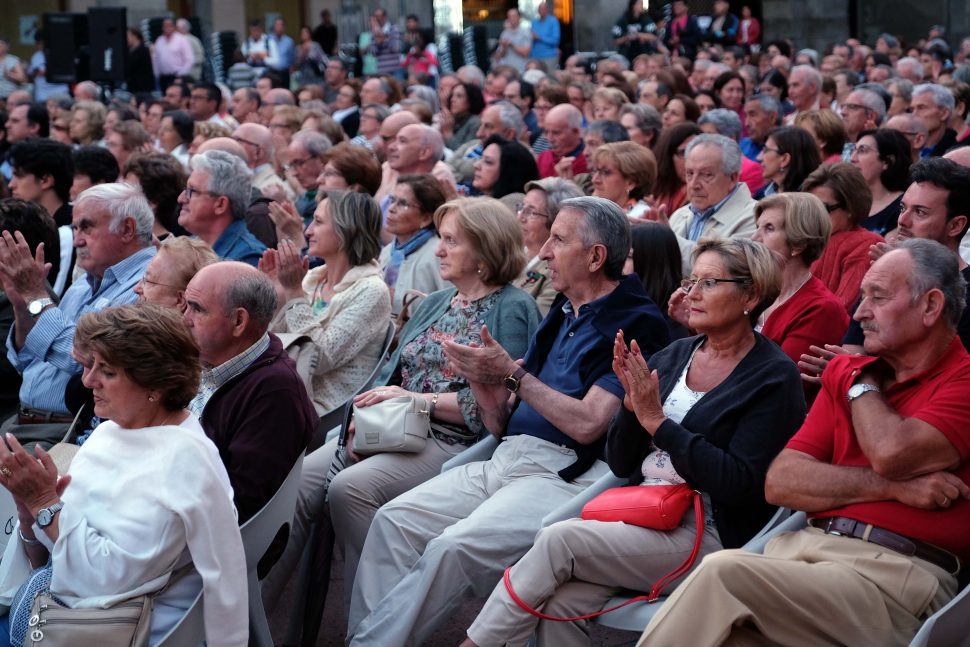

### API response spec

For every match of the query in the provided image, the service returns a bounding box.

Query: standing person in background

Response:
[493,9,532,74]
[313,10,339,57]
[664,0,702,60]
[0,38,26,102]
[369,8,403,78]
[530,1,561,71]
[612,0,659,63]
[705,0,740,47]
[269,18,296,88]
[154,18,193,90]
[736,5,760,49]
[125,29,155,94]
[176,18,204,82]
[28,30,69,102]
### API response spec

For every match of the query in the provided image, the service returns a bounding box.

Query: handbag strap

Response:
[502,491,704,622]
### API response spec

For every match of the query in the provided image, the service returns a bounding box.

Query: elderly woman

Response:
[0,305,247,646]
[849,128,911,235]
[68,100,106,146]
[332,81,362,138]
[591,87,628,121]
[440,82,485,150]
[123,152,188,239]
[262,197,541,612]
[260,190,391,414]
[134,237,218,310]
[461,238,806,647]
[755,126,822,198]
[619,103,662,149]
[591,141,658,221]
[749,193,850,402]
[380,174,449,315]
[801,162,884,310]
[661,94,701,130]
[157,110,193,169]
[794,109,848,164]
[350,103,391,153]
[472,135,539,199]
[512,178,584,316]
[316,143,383,195]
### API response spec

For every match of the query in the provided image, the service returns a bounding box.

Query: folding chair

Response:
[155,589,205,647]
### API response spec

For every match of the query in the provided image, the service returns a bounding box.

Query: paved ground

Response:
[267,548,641,646]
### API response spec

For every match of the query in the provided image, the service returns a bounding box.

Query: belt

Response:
[810,516,961,576]
[17,408,74,425]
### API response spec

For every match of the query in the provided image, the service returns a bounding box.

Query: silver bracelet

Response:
[18,529,41,546]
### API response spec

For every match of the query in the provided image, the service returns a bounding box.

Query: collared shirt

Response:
[530,16,561,59]
[506,293,623,448]
[153,32,194,76]
[686,183,743,241]
[739,137,763,161]
[7,246,156,413]
[212,219,267,267]
[189,333,270,417]
[270,34,296,70]
[841,141,855,161]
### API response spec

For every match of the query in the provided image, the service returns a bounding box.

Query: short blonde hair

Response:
[693,237,782,325]
[433,197,526,286]
[794,109,847,158]
[72,100,107,140]
[193,121,231,141]
[273,104,306,133]
[592,141,658,201]
[755,192,832,265]
[157,237,219,290]
[592,86,628,110]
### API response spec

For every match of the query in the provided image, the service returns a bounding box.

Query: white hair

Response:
[75,182,154,244]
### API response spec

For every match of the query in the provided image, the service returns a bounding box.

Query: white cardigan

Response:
[378,235,449,315]
[0,416,248,646]
[270,259,392,412]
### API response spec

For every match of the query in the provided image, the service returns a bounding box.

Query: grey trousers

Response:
[346,434,610,647]
[637,527,957,647]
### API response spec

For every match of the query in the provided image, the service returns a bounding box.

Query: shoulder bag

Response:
[352,395,429,455]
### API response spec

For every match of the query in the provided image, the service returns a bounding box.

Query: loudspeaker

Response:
[43,13,87,84]
[88,7,127,82]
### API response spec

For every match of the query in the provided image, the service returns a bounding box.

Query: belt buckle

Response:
[825,518,843,536]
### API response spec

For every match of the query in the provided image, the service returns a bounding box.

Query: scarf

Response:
[385,227,435,288]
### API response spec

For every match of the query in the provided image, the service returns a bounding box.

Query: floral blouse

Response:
[398,288,503,441]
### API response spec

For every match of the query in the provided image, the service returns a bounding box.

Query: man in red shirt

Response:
[639,238,970,646]
[536,104,588,179]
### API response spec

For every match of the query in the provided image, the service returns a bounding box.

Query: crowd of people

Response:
[0,1,969,645]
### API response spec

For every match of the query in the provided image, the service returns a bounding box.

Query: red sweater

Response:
[811,227,884,312]
[761,276,849,405]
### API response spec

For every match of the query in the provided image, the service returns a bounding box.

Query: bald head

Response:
[196,137,249,163]
[545,104,584,156]
[944,146,970,169]
[380,110,420,139]
[233,123,272,166]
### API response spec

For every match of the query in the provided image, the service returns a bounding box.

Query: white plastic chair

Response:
[155,589,205,647]
[240,454,304,647]
[909,576,970,646]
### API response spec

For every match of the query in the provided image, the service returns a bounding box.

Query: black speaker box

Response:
[88,7,127,82]
[43,13,87,84]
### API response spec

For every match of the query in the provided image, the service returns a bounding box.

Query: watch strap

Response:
[508,366,527,382]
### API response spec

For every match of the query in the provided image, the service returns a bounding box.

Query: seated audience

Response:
[123,152,189,239]
[0,304,247,646]
[71,146,120,201]
[68,100,106,146]
[463,237,805,646]
[105,120,151,174]
[233,122,293,201]
[755,125,822,198]
[794,109,848,163]
[640,238,970,647]
[158,110,194,169]
[625,221,687,339]
[331,81,362,138]
[537,104,588,179]
[134,236,218,309]
[619,103,662,149]
[698,108,765,194]
[661,94,701,130]
[472,135,539,199]
[849,128,912,235]
[317,143,382,195]
[590,141,658,220]
[440,81,485,150]
[651,122,701,216]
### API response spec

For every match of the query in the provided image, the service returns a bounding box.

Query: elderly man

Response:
[449,101,525,184]
[178,149,266,266]
[667,134,756,275]
[0,183,155,447]
[360,77,392,108]
[783,65,822,124]
[376,115,457,211]
[530,1,561,70]
[323,58,348,105]
[886,113,929,163]
[176,18,204,80]
[233,123,291,200]
[230,87,261,125]
[641,237,970,647]
[840,87,886,158]
[184,261,315,523]
[740,94,781,161]
[912,84,958,158]
[699,109,764,194]
[286,130,331,221]
[346,196,670,646]
[153,18,193,89]
[537,104,587,179]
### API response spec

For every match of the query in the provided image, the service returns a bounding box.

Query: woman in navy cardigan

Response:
[461,238,807,647]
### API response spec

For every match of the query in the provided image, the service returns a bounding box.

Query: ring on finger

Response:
[942,496,950,506]
[1,466,12,478]
[376,390,387,396]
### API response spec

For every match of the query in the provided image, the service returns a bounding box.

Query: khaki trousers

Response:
[468,512,723,647]
[637,527,958,647]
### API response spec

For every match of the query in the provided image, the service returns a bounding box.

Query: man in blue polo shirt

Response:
[346,196,670,646]
[530,1,561,71]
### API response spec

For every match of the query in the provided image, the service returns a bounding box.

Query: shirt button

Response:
[568,332,574,337]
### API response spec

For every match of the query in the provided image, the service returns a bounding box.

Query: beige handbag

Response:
[352,395,430,455]
[25,593,152,647]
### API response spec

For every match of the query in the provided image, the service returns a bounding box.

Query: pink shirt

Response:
[154,32,194,76]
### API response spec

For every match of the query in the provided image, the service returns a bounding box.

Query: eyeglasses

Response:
[388,197,418,211]
[286,157,312,170]
[822,202,843,213]
[589,167,615,178]
[840,103,871,113]
[853,144,877,155]
[139,276,180,290]
[680,277,752,293]
[233,136,261,153]
[183,185,218,200]
[516,204,550,220]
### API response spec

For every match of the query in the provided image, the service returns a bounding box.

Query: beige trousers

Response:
[637,527,958,647]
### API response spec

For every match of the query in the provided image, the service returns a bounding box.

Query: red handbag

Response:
[503,484,703,621]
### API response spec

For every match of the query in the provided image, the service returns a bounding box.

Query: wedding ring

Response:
[376,390,387,396]
[1,467,12,478]
[942,496,950,506]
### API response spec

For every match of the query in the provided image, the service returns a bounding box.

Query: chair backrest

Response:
[239,454,305,572]
[155,590,205,646]
[908,580,970,646]
[364,320,397,393]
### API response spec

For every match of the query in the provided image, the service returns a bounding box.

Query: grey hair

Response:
[292,130,333,158]
[606,53,631,70]
[619,103,662,136]
[416,124,445,161]
[685,133,743,176]
[407,84,439,112]
[190,150,253,221]
[699,108,743,142]
[914,83,956,113]
[796,48,819,66]
[523,177,585,226]
[492,101,525,136]
[223,269,278,331]
[176,18,191,31]
[791,65,822,90]
[745,93,782,118]
[559,196,631,281]
[555,104,584,130]
[694,59,713,73]
[896,56,924,80]
[851,88,887,125]
[457,65,486,88]
[361,103,391,122]
[887,78,914,103]
[75,182,155,245]
[898,238,966,328]
[954,64,970,85]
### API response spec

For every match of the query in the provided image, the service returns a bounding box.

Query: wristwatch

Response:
[846,383,880,402]
[36,502,63,528]
[27,297,55,317]
[504,366,528,393]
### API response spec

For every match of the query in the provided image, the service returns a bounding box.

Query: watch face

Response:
[504,376,519,393]
[37,509,52,526]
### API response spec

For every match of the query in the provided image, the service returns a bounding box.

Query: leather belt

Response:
[17,408,74,425]
[810,516,961,576]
